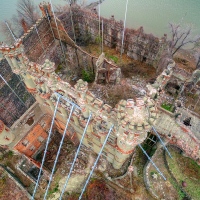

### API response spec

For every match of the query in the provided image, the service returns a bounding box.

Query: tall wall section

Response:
[58,5,168,66]
[0,59,35,127]
[21,17,55,63]
[0,2,199,169]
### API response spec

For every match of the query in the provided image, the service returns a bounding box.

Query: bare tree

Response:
[0,0,39,43]
[16,0,39,27]
[64,0,86,6]
[169,23,200,56]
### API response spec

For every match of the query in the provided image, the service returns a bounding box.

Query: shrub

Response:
[161,103,173,112]
[82,69,94,83]
[109,55,119,63]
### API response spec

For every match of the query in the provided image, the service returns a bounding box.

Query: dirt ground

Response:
[0,166,29,200]
[174,49,197,73]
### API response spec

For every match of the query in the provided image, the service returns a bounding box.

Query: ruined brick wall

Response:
[58,6,167,66]
[22,18,54,62]
[0,59,35,127]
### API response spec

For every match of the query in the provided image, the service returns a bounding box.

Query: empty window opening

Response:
[183,117,191,126]
[30,145,36,151]
[38,136,44,142]
[22,139,29,146]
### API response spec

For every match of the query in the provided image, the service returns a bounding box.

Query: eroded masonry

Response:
[0,2,200,197]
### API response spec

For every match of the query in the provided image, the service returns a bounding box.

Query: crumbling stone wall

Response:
[58,6,167,66]
[0,3,199,169]
[22,18,54,62]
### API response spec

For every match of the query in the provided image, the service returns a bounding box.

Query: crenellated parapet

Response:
[0,39,159,168]
[1,2,200,169]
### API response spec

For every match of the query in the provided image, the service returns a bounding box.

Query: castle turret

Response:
[113,98,157,169]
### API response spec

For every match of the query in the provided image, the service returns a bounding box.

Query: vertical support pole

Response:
[99,0,101,52]
[59,113,92,199]
[69,4,76,43]
[120,0,129,62]
[31,95,61,200]
[43,104,75,199]
[78,125,114,200]
[0,74,27,109]
[45,9,56,40]
[102,19,104,53]
[49,0,67,67]
[138,144,166,180]
[34,25,45,52]
[152,126,172,158]
[4,21,17,42]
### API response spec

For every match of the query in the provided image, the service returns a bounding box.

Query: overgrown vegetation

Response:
[142,143,157,157]
[0,176,6,198]
[55,64,63,73]
[168,177,186,200]
[109,55,119,63]
[82,69,95,82]
[167,147,200,200]
[161,102,173,112]
[48,183,59,195]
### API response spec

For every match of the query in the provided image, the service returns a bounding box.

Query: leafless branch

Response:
[169,23,200,56]
[16,0,40,27]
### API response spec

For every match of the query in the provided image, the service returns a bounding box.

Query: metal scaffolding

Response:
[31,92,81,199]
[0,74,27,109]
[45,9,56,41]
[49,0,67,66]
[31,95,61,200]
[59,113,92,199]
[4,21,17,42]
[78,125,114,200]
[138,143,166,181]
[43,105,75,199]
[152,126,172,159]
[120,0,129,61]
[34,25,45,52]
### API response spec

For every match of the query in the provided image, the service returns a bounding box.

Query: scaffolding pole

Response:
[0,74,27,109]
[99,0,101,52]
[78,125,114,200]
[45,9,56,40]
[4,21,17,42]
[101,19,104,53]
[49,0,67,66]
[69,4,76,43]
[152,126,172,159]
[59,113,92,199]
[138,144,166,181]
[43,105,75,199]
[120,0,129,62]
[34,25,45,52]
[31,95,61,200]
[54,92,81,110]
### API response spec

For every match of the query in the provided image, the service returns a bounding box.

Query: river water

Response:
[0,0,200,40]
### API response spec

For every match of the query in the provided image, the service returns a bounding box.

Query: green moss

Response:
[95,36,102,44]
[55,64,63,73]
[167,147,200,200]
[109,55,119,63]
[169,177,185,200]
[48,184,59,195]
[161,103,173,112]
[82,69,95,83]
